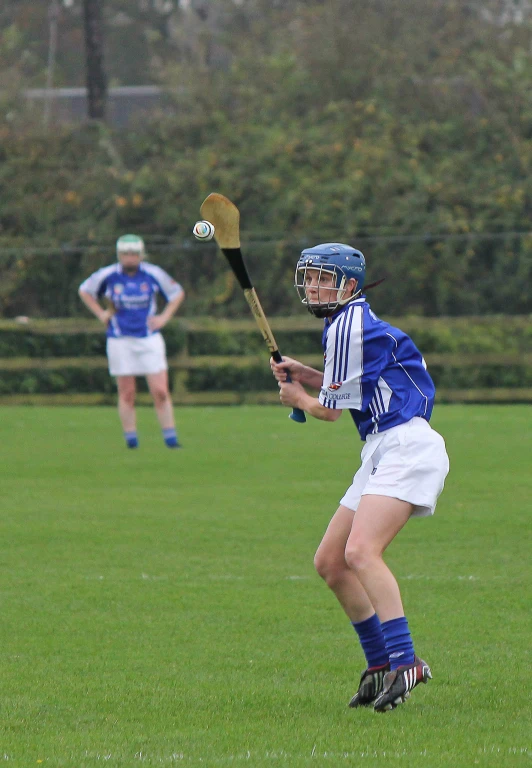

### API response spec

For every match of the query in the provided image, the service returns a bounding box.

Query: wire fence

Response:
[1,230,532,320]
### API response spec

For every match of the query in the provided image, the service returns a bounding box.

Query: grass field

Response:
[0,404,530,767]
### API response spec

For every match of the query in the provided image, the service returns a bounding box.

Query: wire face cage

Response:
[295,262,352,318]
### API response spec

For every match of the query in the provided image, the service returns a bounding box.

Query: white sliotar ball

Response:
[193,220,215,241]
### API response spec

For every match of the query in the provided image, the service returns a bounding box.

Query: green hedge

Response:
[0,320,187,358]
[187,327,322,357]
[2,365,530,397]
[4,360,524,396]
[430,364,532,390]
[189,364,532,394]
[401,315,532,354]
[0,330,107,359]
[0,368,159,396]
[0,368,114,395]
[2,314,530,358]
[193,314,532,357]
[0,315,531,396]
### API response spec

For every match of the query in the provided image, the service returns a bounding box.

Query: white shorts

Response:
[107,334,168,377]
[340,417,449,517]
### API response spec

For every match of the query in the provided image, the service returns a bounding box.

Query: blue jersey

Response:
[79,262,184,338]
[318,298,435,440]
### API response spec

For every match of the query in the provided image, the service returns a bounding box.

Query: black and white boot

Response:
[348,663,390,708]
[373,656,432,712]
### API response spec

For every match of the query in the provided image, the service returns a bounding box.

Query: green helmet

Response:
[116,234,145,258]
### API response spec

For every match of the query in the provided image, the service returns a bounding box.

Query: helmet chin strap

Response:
[306,304,334,319]
[337,277,360,305]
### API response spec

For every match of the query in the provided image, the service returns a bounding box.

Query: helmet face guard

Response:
[295,243,366,318]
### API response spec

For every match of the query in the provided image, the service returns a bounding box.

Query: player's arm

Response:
[273,356,338,420]
[149,290,185,330]
[78,268,114,325]
[78,272,113,325]
[79,290,113,325]
[146,266,186,331]
[279,382,342,421]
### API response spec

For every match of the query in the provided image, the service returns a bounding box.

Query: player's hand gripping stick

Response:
[270,350,306,423]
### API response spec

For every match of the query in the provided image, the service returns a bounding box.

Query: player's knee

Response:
[120,391,136,407]
[314,550,346,587]
[344,541,375,574]
[151,388,169,406]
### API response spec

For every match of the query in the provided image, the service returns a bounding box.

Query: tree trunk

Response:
[83,0,107,121]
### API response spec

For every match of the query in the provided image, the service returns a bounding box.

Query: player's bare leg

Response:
[345,495,432,710]
[147,370,174,429]
[344,495,411,621]
[315,505,375,622]
[147,371,180,448]
[315,505,389,707]
[116,375,138,448]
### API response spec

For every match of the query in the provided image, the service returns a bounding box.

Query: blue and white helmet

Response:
[295,243,366,318]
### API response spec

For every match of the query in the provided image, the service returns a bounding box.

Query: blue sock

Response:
[162,427,180,448]
[124,431,138,449]
[381,616,415,670]
[352,613,389,669]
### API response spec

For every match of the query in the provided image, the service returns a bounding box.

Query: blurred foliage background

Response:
[1,0,532,319]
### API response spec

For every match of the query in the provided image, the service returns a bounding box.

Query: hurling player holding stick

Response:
[270,243,449,712]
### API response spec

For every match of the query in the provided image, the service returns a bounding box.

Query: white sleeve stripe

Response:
[332,311,347,383]
[350,306,363,406]
[341,307,355,381]
[335,307,355,383]
[335,311,347,382]
[359,308,363,407]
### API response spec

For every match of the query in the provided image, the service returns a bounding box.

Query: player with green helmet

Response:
[79,233,185,449]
